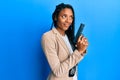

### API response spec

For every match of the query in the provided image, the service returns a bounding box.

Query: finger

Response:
[80,35,84,40]
[81,36,85,43]
[83,38,88,46]
[82,37,86,41]
[84,38,87,42]
[85,41,88,46]
[82,42,85,45]
[83,37,87,42]
[77,35,83,42]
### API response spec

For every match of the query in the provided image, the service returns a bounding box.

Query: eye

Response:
[70,16,73,20]
[61,15,66,19]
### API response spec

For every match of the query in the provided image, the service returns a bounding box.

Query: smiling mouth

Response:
[64,24,70,27]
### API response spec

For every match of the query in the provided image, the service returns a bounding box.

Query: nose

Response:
[66,17,72,23]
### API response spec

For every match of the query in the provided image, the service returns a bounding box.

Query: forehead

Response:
[59,8,73,15]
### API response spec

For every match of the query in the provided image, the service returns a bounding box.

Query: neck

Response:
[56,27,65,36]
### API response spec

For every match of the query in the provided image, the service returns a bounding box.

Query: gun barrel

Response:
[74,23,85,43]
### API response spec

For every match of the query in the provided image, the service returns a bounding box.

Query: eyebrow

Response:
[61,13,73,16]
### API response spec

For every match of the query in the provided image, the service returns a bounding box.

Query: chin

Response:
[63,27,69,31]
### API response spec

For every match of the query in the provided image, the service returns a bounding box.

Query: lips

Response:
[64,23,70,27]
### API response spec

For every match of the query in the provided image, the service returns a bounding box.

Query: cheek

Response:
[70,19,73,23]
[57,20,65,25]
[56,21,62,27]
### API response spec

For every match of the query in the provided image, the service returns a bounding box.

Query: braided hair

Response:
[51,3,75,43]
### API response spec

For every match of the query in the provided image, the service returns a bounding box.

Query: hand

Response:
[76,35,88,55]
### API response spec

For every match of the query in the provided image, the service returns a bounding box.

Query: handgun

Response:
[74,23,85,44]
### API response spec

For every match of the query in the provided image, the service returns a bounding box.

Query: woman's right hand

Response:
[76,35,88,55]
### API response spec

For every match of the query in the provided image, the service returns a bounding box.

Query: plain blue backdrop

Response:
[0,0,120,80]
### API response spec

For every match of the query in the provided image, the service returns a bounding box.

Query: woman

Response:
[41,3,88,80]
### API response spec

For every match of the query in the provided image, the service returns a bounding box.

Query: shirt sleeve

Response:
[41,33,84,77]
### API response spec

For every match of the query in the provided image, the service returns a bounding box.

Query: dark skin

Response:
[76,35,88,55]
[55,8,88,55]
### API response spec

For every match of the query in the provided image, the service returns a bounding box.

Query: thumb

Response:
[77,35,83,42]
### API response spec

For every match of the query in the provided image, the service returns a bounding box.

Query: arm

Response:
[41,33,84,77]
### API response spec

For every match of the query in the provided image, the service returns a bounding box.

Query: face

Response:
[56,8,73,33]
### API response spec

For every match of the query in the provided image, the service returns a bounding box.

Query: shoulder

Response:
[43,30,53,37]
[41,29,57,49]
[42,29,56,42]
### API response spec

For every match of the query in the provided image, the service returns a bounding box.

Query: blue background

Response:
[0,0,120,80]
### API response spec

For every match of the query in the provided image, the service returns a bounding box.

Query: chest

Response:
[55,37,71,62]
